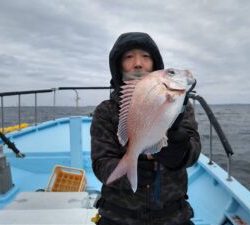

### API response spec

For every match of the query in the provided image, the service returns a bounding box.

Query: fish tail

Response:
[106,153,138,192]
[106,154,129,185]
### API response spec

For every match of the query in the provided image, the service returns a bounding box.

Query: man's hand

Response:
[153,127,191,169]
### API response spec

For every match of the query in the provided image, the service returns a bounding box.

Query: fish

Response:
[106,68,195,192]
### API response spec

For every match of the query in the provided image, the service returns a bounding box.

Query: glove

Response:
[137,154,156,187]
[153,127,191,169]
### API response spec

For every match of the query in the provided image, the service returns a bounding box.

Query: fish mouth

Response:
[162,82,185,92]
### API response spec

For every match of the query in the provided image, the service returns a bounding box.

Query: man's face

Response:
[121,49,153,81]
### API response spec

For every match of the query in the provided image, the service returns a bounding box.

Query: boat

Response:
[0,88,250,225]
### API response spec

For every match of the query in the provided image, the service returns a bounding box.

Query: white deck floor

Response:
[0,192,98,225]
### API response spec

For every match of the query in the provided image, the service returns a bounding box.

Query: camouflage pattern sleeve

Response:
[179,102,202,168]
[90,100,131,189]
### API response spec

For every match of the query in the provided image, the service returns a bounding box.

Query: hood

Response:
[109,32,164,90]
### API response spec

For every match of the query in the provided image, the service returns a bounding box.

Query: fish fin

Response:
[106,154,129,185]
[106,153,139,193]
[143,136,168,154]
[117,79,140,146]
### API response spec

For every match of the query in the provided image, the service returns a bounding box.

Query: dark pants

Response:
[98,216,195,225]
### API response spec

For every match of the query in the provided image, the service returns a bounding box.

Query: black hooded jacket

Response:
[90,32,201,225]
[109,32,164,90]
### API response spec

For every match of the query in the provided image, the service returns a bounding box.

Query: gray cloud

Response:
[0,0,249,105]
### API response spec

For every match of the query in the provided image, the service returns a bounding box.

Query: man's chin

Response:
[122,71,150,81]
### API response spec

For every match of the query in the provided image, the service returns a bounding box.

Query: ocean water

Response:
[1,104,250,190]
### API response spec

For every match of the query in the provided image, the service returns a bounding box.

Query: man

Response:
[91,32,201,225]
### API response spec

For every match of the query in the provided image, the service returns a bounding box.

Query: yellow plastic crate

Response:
[47,165,86,192]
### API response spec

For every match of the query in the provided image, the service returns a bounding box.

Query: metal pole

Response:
[208,122,213,165]
[34,93,37,125]
[227,154,232,181]
[1,97,4,133]
[73,89,80,108]
[18,95,21,130]
[53,88,56,120]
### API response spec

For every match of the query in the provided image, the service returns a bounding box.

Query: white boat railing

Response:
[0,89,55,128]
[0,87,111,130]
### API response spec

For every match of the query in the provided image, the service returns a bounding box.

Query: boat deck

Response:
[1,117,250,225]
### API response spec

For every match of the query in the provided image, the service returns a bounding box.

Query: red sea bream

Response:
[106,69,195,192]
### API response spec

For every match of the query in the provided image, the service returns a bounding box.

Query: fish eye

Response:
[167,69,175,76]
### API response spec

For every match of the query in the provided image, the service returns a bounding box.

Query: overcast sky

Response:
[0,0,249,106]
